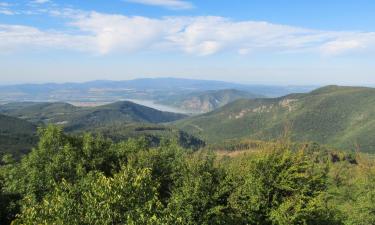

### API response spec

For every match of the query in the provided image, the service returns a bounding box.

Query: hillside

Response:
[0,101,187,132]
[65,101,187,131]
[175,85,375,152]
[157,89,262,113]
[0,114,38,157]
[89,123,205,150]
[0,102,83,125]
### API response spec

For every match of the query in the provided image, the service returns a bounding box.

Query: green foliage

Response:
[16,167,162,225]
[1,125,375,224]
[165,152,227,225]
[226,145,339,224]
[0,176,20,224]
[328,157,375,225]
[90,123,205,150]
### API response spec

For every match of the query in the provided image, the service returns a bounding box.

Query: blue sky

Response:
[0,0,374,85]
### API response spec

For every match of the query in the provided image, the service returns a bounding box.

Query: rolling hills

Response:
[156,89,263,113]
[0,101,202,157]
[175,85,375,152]
[0,101,187,132]
[65,101,187,131]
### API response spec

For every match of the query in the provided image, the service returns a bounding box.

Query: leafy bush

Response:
[1,125,374,224]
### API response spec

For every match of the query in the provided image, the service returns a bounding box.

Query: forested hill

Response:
[156,89,263,113]
[65,101,187,131]
[0,101,187,131]
[0,114,37,157]
[175,85,375,152]
[0,101,197,157]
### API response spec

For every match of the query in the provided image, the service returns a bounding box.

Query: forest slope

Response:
[175,85,375,152]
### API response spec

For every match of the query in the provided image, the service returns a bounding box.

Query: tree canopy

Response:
[0,125,374,224]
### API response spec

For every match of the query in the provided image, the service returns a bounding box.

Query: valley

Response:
[3,83,375,154]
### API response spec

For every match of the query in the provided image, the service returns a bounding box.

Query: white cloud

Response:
[125,0,193,10]
[320,32,375,55]
[70,12,185,54]
[70,13,375,56]
[0,24,92,53]
[0,9,14,15]
[0,2,15,15]
[1,11,375,56]
[0,2,11,7]
[31,0,50,4]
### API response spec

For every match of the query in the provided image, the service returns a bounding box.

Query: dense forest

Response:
[0,125,374,224]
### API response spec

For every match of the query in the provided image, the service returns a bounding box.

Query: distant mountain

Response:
[0,101,187,132]
[0,78,317,104]
[175,85,375,152]
[0,114,37,158]
[157,89,263,113]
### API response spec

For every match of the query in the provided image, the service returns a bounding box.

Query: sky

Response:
[0,0,374,85]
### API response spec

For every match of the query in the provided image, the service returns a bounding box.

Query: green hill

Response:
[0,102,199,156]
[88,123,205,150]
[0,114,38,158]
[0,101,187,132]
[64,101,187,131]
[175,85,375,152]
[157,89,262,113]
[0,102,82,125]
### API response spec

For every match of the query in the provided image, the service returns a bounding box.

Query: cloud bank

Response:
[0,10,375,56]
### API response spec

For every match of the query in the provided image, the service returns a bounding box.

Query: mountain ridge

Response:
[0,101,187,132]
[175,85,375,152]
[156,89,263,113]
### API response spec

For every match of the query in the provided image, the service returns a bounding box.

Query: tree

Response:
[342,158,375,225]
[227,144,340,225]
[16,166,162,225]
[165,151,228,225]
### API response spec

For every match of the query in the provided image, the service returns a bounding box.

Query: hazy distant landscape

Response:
[0,78,316,113]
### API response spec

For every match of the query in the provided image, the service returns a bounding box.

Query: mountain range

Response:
[3,84,375,154]
[156,89,263,113]
[0,78,316,108]
[175,85,375,152]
